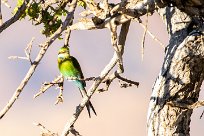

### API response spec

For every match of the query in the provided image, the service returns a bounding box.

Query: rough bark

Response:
[147,6,204,136]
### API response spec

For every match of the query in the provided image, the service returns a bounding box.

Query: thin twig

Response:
[65,77,96,81]
[8,37,35,63]
[141,13,148,61]
[0,0,77,119]
[34,75,63,98]
[119,80,132,88]
[97,77,113,92]
[200,109,204,119]
[55,84,64,105]
[8,56,29,60]
[98,70,139,92]
[63,76,96,83]
[55,77,64,105]
[34,123,59,136]
[110,26,118,53]
[138,21,165,49]
[115,73,139,87]
[25,37,35,63]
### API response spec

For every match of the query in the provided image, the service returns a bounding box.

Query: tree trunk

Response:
[147,6,204,136]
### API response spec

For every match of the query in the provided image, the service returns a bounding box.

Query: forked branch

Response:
[8,37,35,64]
[0,0,77,119]
[34,75,97,104]
[0,0,31,33]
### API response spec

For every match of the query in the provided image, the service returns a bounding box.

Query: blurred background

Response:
[0,2,204,136]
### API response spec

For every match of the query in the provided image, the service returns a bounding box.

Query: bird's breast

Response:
[59,60,79,78]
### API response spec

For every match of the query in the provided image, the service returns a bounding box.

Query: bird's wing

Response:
[70,56,86,87]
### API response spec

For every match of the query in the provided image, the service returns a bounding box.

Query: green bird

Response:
[57,46,96,117]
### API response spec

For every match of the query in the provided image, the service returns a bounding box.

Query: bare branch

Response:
[167,100,204,109]
[0,0,77,119]
[97,76,113,92]
[0,0,31,33]
[64,28,71,47]
[25,37,35,63]
[138,20,165,49]
[35,75,97,104]
[69,18,96,30]
[116,73,139,87]
[35,123,82,136]
[55,77,64,105]
[110,26,119,52]
[70,0,166,31]
[55,85,64,105]
[34,123,59,136]
[8,56,29,60]
[69,126,82,136]
[109,25,124,73]
[98,70,139,92]
[34,75,63,99]
[70,14,132,31]
[141,15,148,60]
[65,77,97,81]
[8,37,35,63]
[82,0,105,19]
[119,80,132,88]
[64,9,74,47]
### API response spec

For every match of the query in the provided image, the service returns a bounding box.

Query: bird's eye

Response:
[59,51,64,54]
